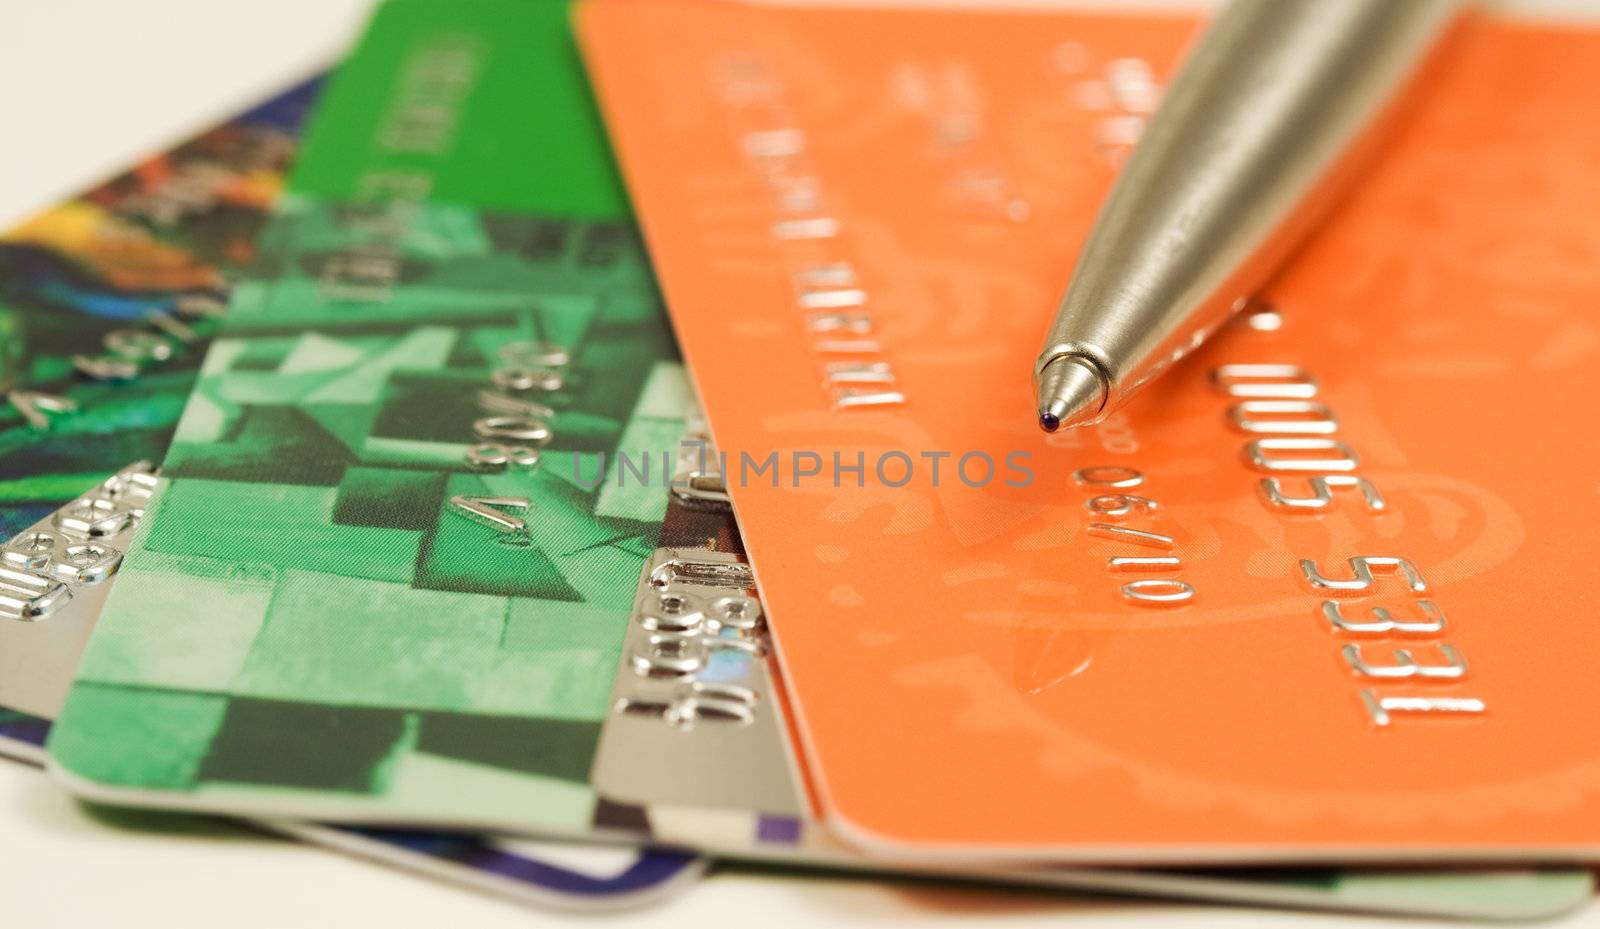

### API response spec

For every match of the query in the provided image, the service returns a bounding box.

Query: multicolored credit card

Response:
[580,0,1600,861]
[0,39,703,916]
[0,73,317,720]
[0,77,315,717]
[46,0,687,832]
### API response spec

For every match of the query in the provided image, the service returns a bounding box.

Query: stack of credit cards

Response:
[4,0,1598,920]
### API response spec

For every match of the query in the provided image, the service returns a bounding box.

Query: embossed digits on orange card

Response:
[581,0,1600,860]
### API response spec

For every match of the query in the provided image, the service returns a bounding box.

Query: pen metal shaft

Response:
[1034,0,1463,431]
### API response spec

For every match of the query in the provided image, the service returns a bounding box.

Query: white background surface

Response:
[3,1,1600,926]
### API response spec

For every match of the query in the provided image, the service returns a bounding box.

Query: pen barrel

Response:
[1037,0,1463,414]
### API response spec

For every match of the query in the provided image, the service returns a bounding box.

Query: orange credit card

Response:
[580,1,1600,861]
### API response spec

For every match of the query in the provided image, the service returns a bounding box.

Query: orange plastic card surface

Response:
[581,0,1600,860]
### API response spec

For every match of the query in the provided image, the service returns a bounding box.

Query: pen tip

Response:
[1035,356,1107,433]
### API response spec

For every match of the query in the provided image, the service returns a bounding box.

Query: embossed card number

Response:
[1213,361,1484,727]
[617,550,768,731]
[0,463,155,622]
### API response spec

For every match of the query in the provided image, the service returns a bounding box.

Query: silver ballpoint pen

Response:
[1034,0,1463,432]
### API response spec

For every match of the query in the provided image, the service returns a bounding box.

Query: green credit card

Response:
[46,0,688,833]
